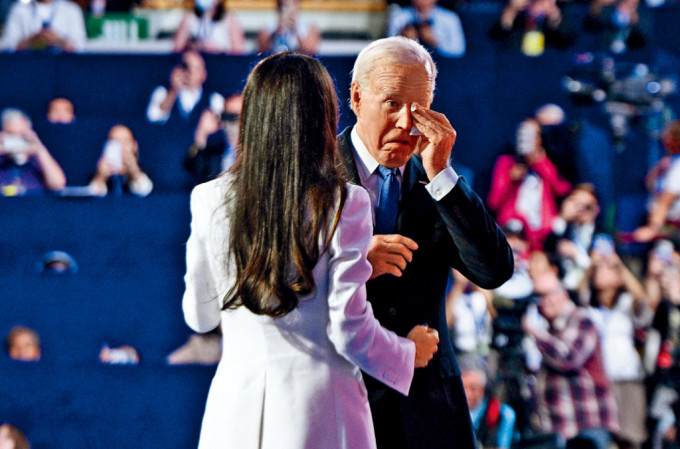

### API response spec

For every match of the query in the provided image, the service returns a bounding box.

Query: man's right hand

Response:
[367,234,418,279]
[407,325,439,368]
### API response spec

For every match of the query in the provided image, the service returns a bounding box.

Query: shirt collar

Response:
[350,126,406,178]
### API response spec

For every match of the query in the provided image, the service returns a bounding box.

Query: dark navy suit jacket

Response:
[338,127,514,449]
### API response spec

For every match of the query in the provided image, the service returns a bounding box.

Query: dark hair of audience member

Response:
[224,52,344,317]
[0,423,31,449]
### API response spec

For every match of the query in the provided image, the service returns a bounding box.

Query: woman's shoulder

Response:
[191,174,233,208]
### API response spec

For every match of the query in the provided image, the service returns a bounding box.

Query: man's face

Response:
[182,52,207,89]
[351,63,432,169]
[461,370,485,410]
[570,189,599,225]
[108,125,137,157]
[534,274,566,321]
[8,332,41,362]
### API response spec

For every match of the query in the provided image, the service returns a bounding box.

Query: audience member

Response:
[583,0,651,54]
[387,0,466,57]
[184,92,242,185]
[1,0,86,52]
[88,125,153,197]
[544,183,601,291]
[580,241,652,449]
[146,50,224,125]
[489,0,575,56]
[524,271,619,449]
[633,120,680,243]
[46,97,75,125]
[488,117,572,250]
[99,344,140,365]
[172,0,245,54]
[644,239,680,449]
[460,355,516,449]
[446,269,495,357]
[6,325,41,362]
[0,108,66,196]
[39,250,78,274]
[494,219,534,302]
[535,103,579,184]
[0,423,30,449]
[256,0,321,54]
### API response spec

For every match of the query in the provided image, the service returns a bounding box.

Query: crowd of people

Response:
[0,0,671,56]
[2,0,680,448]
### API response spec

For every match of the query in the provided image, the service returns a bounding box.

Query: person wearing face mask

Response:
[488,117,572,251]
[1,0,86,52]
[173,0,245,54]
[256,0,321,55]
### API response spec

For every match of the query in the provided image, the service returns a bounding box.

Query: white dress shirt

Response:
[350,127,459,227]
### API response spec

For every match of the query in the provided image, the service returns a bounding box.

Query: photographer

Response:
[256,0,321,55]
[146,50,224,125]
[489,0,575,56]
[488,117,572,251]
[387,0,465,57]
[2,0,86,52]
[184,93,241,185]
[88,125,153,197]
[0,108,66,196]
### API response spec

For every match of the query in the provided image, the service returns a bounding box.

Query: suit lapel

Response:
[337,127,361,185]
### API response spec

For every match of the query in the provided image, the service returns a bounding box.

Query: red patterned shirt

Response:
[534,302,619,439]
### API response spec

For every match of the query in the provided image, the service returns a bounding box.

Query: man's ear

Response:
[350,82,361,117]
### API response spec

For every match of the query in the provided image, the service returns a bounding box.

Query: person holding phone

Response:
[578,235,652,449]
[2,0,86,52]
[88,124,153,197]
[0,108,66,196]
[256,0,321,55]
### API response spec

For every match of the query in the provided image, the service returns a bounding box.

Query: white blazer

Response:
[182,175,415,449]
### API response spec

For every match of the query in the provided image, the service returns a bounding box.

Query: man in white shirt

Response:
[2,0,86,52]
[146,50,224,124]
[387,0,466,57]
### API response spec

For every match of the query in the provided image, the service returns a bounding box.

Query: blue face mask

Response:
[196,0,213,12]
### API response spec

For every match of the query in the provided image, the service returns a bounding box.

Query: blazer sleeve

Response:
[436,175,514,289]
[182,182,223,333]
[326,184,416,396]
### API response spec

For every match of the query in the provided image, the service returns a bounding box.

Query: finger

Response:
[383,234,419,250]
[384,253,408,271]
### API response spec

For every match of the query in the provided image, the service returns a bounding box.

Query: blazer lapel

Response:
[337,127,361,185]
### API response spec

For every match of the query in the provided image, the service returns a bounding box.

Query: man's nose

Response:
[395,104,412,130]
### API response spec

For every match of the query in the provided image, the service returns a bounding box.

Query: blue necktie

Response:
[375,166,400,234]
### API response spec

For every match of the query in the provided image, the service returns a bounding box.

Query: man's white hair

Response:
[351,37,437,94]
[1,108,31,129]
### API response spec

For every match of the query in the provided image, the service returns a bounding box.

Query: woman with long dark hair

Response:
[182,52,438,448]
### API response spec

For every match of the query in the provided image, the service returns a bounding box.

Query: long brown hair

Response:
[223,52,344,317]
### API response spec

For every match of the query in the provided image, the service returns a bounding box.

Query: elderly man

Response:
[524,271,619,449]
[0,108,66,196]
[338,36,513,449]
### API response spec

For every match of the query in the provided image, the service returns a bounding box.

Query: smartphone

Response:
[2,134,28,153]
[102,139,123,174]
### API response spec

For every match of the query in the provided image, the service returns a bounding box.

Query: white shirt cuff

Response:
[424,166,459,201]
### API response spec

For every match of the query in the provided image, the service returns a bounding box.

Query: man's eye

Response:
[386,100,398,108]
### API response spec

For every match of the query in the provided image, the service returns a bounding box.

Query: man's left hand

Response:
[410,104,456,181]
